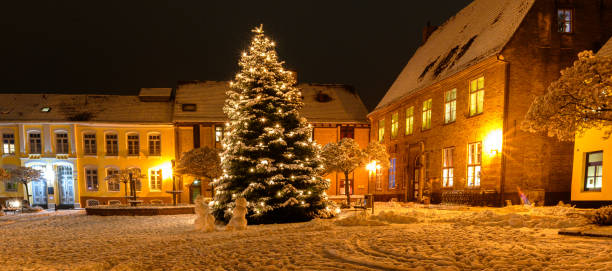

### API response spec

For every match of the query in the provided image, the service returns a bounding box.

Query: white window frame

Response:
[469,77,484,116]
[442,147,454,188]
[55,132,69,154]
[148,133,161,156]
[445,89,457,124]
[2,132,15,155]
[467,142,482,188]
[83,132,97,155]
[127,133,139,156]
[106,167,120,192]
[105,132,119,156]
[149,168,163,191]
[85,167,99,191]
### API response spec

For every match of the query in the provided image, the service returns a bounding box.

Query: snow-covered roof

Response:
[173,81,369,124]
[0,93,173,123]
[374,0,535,111]
[597,37,612,57]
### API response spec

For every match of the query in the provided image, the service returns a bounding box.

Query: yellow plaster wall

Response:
[571,128,612,202]
[75,125,176,202]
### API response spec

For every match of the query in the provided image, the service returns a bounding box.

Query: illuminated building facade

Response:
[368,0,612,204]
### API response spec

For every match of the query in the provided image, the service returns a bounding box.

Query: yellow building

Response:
[570,38,612,207]
[0,89,176,208]
[571,128,611,207]
[0,83,370,208]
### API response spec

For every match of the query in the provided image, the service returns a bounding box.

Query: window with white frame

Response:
[215,126,224,143]
[557,9,573,33]
[127,134,139,156]
[442,147,454,187]
[29,132,42,154]
[422,99,432,130]
[131,168,143,192]
[83,133,96,155]
[85,168,99,191]
[339,177,353,195]
[445,89,457,123]
[107,168,120,192]
[388,158,396,189]
[375,167,382,191]
[469,77,484,116]
[3,133,15,155]
[584,151,603,192]
[148,134,161,156]
[405,106,414,135]
[467,142,482,187]
[56,132,69,154]
[149,169,162,191]
[105,133,118,156]
[5,180,17,191]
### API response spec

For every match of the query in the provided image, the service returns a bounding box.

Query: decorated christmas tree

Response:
[212,25,332,224]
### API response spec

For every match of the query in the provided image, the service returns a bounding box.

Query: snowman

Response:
[226,197,248,231]
[194,195,216,232]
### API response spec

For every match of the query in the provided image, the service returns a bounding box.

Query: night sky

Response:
[0,1,471,111]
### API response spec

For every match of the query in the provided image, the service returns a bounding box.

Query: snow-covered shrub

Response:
[589,205,612,225]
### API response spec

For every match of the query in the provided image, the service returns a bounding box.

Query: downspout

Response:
[498,54,510,206]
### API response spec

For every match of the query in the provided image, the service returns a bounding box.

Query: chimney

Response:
[422,21,438,45]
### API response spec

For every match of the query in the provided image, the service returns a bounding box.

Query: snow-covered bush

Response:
[589,205,612,225]
[22,206,43,213]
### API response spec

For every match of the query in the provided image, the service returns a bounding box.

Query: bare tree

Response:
[524,51,612,141]
[7,167,43,206]
[176,147,222,197]
[105,168,146,203]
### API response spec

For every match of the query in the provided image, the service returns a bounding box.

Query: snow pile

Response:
[335,210,419,226]
[443,209,589,229]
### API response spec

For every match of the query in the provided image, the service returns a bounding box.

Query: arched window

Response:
[106,167,120,192]
[127,133,140,156]
[83,131,97,155]
[105,132,118,156]
[148,133,161,156]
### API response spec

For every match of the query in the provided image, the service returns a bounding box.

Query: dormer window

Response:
[558,9,573,33]
[182,104,197,112]
[41,107,51,112]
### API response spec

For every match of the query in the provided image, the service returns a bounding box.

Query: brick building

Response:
[368,0,612,204]
[172,81,370,203]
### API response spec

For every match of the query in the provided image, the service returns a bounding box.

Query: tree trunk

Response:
[344,171,351,206]
[23,181,30,207]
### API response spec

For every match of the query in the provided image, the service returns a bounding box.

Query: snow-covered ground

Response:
[1,204,611,271]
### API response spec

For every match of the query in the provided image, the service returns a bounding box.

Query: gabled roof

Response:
[173,81,369,124]
[374,0,535,111]
[597,37,612,57]
[0,93,173,123]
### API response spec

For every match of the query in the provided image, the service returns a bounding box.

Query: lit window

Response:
[85,168,99,191]
[467,142,482,187]
[150,169,162,191]
[215,126,224,143]
[107,168,120,192]
[127,134,139,156]
[405,106,414,135]
[148,134,161,156]
[422,99,432,130]
[105,134,118,156]
[469,77,484,116]
[558,9,573,33]
[388,158,396,189]
[340,126,354,139]
[56,133,69,154]
[445,89,457,123]
[83,134,96,155]
[40,107,51,112]
[442,147,454,187]
[584,151,603,192]
[2,133,15,155]
[391,112,399,138]
[378,119,385,142]
[339,178,353,195]
[29,133,42,154]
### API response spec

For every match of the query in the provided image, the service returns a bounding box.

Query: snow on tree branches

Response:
[321,139,389,205]
[6,167,43,206]
[176,147,222,181]
[212,25,332,224]
[524,51,612,141]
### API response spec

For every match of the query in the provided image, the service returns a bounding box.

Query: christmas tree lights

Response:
[212,25,332,224]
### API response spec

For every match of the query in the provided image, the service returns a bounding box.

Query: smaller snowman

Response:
[194,195,216,232]
[226,197,248,231]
